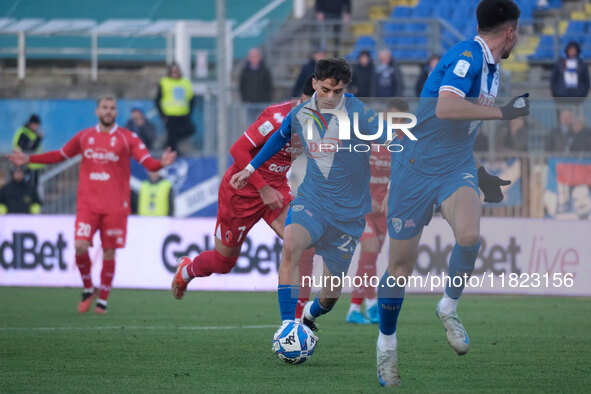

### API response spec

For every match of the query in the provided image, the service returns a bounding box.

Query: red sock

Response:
[351,297,363,306]
[353,251,379,300]
[295,248,315,319]
[76,253,93,289]
[187,250,237,278]
[99,259,115,301]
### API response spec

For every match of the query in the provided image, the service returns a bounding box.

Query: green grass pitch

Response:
[0,287,589,393]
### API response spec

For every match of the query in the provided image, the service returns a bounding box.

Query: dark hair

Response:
[386,98,409,112]
[476,0,520,33]
[315,58,352,85]
[27,114,40,125]
[302,74,316,97]
[565,41,581,56]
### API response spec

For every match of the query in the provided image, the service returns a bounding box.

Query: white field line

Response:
[0,324,277,331]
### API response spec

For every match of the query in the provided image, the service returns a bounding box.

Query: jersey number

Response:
[337,234,354,252]
[236,226,247,243]
[77,222,91,237]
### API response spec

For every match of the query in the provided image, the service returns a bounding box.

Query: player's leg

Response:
[268,205,316,321]
[74,212,99,313]
[302,261,347,331]
[436,185,481,355]
[172,184,263,299]
[347,216,379,324]
[95,214,128,314]
[377,232,421,388]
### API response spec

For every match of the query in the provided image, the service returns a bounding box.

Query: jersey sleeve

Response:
[249,112,292,170]
[60,132,82,158]
[439,48,481,98]
[129,132,152,163]
[243,109,279,148]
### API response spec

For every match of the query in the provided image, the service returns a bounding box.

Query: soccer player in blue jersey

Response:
[231,58,392,334]
[375,0,530,387]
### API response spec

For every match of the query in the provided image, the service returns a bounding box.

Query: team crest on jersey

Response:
[391,218,402,233]
[258,120,274,136]
[273,112,285,124]
[453,60,471,78]
[225,230,233,242]
[89,137,95,144]
[460,50,473,59]
[292,205,305,212]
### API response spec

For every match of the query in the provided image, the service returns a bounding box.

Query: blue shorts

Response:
[387,164,479,240]
[286,198,364,276]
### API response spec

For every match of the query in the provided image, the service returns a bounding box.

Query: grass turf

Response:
[0,288,589,393]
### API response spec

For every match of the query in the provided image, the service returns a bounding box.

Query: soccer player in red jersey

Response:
[346,99,408,325]
[10,96,176,314]
[171,78,316,302]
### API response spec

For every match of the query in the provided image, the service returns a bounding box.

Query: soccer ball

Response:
[272,320,317,364]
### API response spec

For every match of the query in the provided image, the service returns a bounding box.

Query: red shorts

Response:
[215,182,291,248]
[360,211,388,246]
[75,211,128,249]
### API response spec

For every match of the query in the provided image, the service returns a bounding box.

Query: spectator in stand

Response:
[131,171,174,217]
[155,63,196,153]
[569,116,591,152]
[125,102,157,151]
[349,50,375,97]
[315,0,351,57]
[239,48,273,103]
[547,109,574,152]
[374,49,403,97]
[13,114,44,187]
[497,117,529,152]
[415,54,441,96]
[0,165,42,215]
[292,48,326,97]
[239,48,273,124]
[551,41,590,109]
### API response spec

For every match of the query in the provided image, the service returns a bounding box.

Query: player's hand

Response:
[478,166,511,203]
[160,147,177,167]
[9,150,29,166]
[258,185,284,211]
[500,93,529,120]
[230,169,252,189]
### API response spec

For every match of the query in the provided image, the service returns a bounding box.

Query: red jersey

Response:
[223,101,303,197]
[369,145,391,204]
[59,124,153,215]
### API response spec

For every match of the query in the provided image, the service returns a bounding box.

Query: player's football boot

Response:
[346,310,371,324]
[366,304,379,324]
[436,300,469,355]
[171,256,192,300]
[302,301,319,332]
[95,303,107,314]
[376,342,401,387]
[77,288,98,313]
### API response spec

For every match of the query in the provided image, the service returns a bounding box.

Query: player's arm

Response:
[9,132,82,166]
[230,112,293,189]
[132,133,176,172]
[230,135,284,210]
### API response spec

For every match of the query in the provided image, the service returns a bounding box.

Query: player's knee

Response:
[456,231,480,247]
[74,241,89,256]
[103,249,116,260]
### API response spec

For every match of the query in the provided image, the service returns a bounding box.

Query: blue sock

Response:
[278,285,300,321]
[377,272,405,335]
[309,296,332,318]
[445,241,481,299]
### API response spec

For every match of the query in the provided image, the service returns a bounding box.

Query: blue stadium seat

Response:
[391,7,413,18]
[566,21,588,34]
[346,36,376,61]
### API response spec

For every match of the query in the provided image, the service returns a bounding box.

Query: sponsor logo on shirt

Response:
[89,171,111,181]
[268,163,290,173]
[404,219,416,229]
[84,148,119,163]
[273,112,285,124]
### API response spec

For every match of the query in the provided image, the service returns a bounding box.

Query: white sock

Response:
[83,287,94,293]
[377,331,397,351]
[439,294,458,314]
[365,298,377,309]
[348,303,361,314]
[97,299,107,307]
[182,266,191,282]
